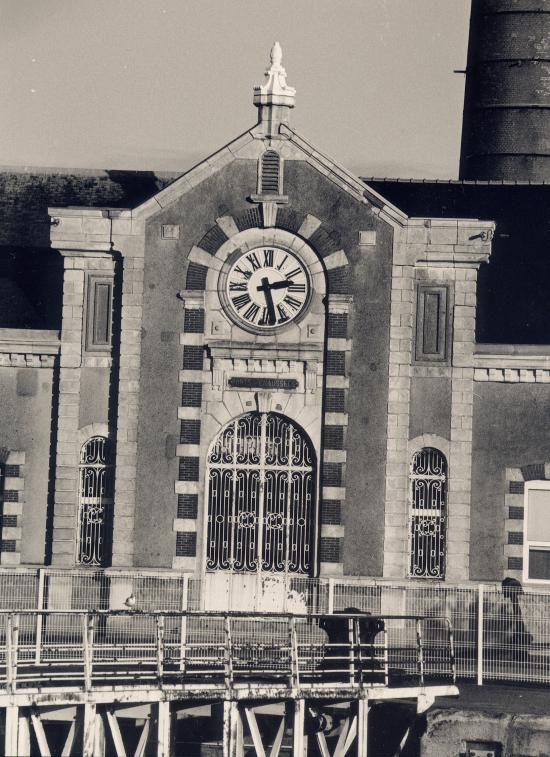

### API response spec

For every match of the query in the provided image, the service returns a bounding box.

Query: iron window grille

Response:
[408,447,447,579]
[206,412,315,574]
[77,436,113,567]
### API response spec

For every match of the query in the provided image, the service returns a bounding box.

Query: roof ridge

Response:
[362,177,550,186]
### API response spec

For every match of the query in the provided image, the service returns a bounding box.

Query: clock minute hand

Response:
[258,276,277,325]
[264,279,294,291]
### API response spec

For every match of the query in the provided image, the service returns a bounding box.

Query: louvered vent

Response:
[260,151,281,194]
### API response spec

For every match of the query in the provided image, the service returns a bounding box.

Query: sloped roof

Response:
[0,168,180,329]
[367,179,550,345]
[0,168,179,247]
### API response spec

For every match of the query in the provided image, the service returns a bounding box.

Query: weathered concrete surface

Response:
[422,683,550,756]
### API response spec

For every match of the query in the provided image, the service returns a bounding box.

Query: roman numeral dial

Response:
[225,246,310,330]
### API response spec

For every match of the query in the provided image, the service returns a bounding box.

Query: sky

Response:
[0,0,472,178]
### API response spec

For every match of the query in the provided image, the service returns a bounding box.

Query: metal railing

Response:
[0,569,547,686]
[0,610,455,694]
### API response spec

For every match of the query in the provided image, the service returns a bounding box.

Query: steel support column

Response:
[83,703,104,757]
[357,698,369,757]
[18,708,31,756]
[293,699,306,757]
[5,705,18,757]
[156,701,171,757]
[223,700,243,757]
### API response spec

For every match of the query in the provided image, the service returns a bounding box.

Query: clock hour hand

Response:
[258,276,277,325]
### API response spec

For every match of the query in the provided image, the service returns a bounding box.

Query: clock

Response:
[224,246,310,330]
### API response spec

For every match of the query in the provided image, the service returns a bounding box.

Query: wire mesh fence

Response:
[0,568,548,686]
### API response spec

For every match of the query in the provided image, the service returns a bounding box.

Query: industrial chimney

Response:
[459,0,550,181]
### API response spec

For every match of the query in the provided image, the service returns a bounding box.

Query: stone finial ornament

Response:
[253,42,296,108]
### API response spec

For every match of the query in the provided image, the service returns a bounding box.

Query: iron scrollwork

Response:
[206,413,315,574]
[409,447,447,579]
[77,436,113,567]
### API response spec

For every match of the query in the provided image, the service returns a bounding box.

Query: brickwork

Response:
[177,494,198,519]
[326,351,346,376]
[324,389,346,413]
[323,426,345,450]
[182,346,205,371]
[275,208,302,233]
[181,383,203,407]
[197,225,228,256]
[185,262,208,290]
[0,451,25,566]
[320,500,341,525]
[508,506,524,519]
[319,536,342,563]
[321,293,352,576]
[179,457,200,482]
[180,420,201,445]
[327,313,348,339]
[234,208,262,231]
[173,291,205,571]
[322,462,343,487]
[183,309,204,334]
[502,464,550,583]
[176,532,197,557]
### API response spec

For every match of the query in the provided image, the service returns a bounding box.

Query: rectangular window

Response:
[85,275,113,352]
[523,482,550,583]
[415,284,450,363]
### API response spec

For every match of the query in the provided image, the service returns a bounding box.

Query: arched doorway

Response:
[206,412,316,582]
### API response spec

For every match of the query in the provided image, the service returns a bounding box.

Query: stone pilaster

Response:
[447,270,477,581]
[382,264,415,577]
[49,209,118,566]
[111,256,145,567]
[51,258,84,565]
[51,253,117,565]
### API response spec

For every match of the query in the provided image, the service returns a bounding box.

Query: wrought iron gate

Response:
[206,413,315,574]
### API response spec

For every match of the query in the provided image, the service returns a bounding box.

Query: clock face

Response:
[225,246,310,330]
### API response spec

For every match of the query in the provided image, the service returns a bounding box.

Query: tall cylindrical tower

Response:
[460,0,550,181]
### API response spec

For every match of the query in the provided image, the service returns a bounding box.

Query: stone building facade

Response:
[1,44,550,607]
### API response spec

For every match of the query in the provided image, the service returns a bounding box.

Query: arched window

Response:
[77,436,114,566]
[259,150,282,194]
[409,447,447,579]
[206,413,315,574]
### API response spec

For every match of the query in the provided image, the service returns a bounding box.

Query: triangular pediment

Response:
[131,123,408,228]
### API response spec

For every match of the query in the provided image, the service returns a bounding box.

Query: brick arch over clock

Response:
[174,212,353,576]
[184,212,352,296]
